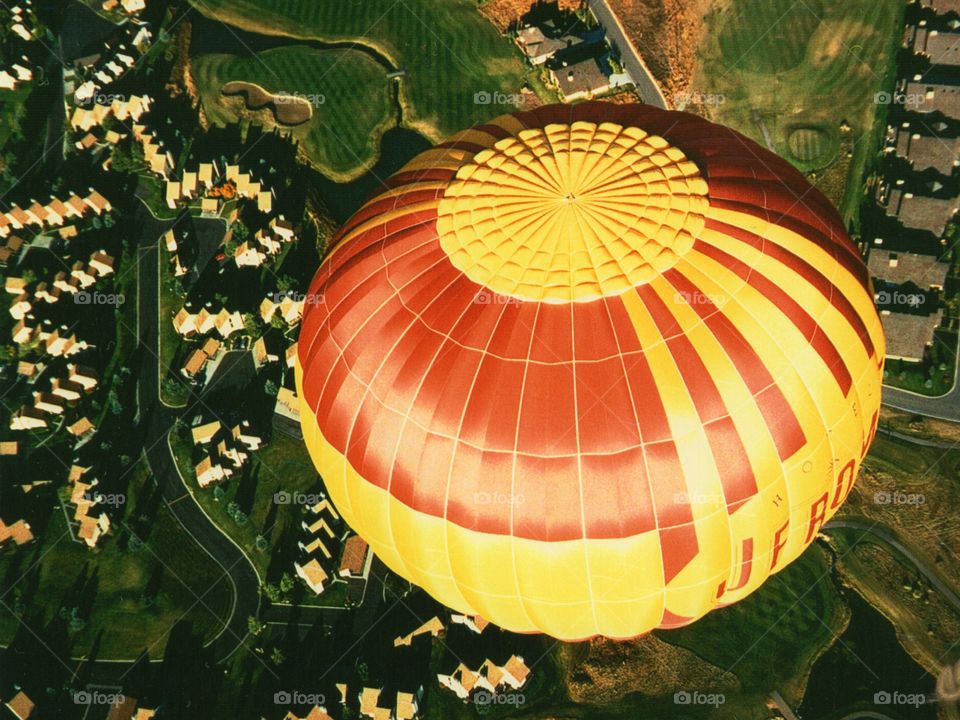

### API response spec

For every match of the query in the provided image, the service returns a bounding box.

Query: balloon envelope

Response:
[296,102,884,640]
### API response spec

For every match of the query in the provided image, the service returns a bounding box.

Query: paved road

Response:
[824,518,960,613]
[585,0,668,108]
[882,366,960,422]
[133,206,261,664]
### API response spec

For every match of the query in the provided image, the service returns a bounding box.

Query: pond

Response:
[800,588,936,719]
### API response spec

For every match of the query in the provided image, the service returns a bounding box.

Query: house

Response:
[173,308,197,337]
[893,123,960,175]
[51,377,85,402]
[89,250,115,276]
[515,22,585,65]
[3,691,35,720]
[67,416,96,438]
[286,341,298,368]
[259,296,278,323]
[279,295,304,325]
[71,260,97,288]
[295,557,329,594]
[437,664,493,700]
[16,361,37,379]
[11,318,34,344]
[214,308,243,338]
[309,496,340,521]
[34,392,66,415]
[450,613,490,634]
[500,655,531,689]
[550,56,611,101]
[182,171,198,198]
[281,706,334,720]
[182,348,209,379]
[163,229,177,252]
[195,455,228,488]
[67,363,99,391]
[886,189,958,238]
[910,26,960,66]
[270,217,296,241]
[0,518,34,547]
[195,307,216,334]
[234,240,266,267]
[257,190,273,213]
[201,197,220,216]
[5,276,27,294]
[256,228,282,255]
[394,616,444,647]
[191,419,222,445]
[165,181,181,209]
[198,161,217,187]
[9,293,31,320]
[395,692,418,720]
[339,534,370,578]
[0,440,18,456]
[231,421,262,450]
[53,271,80,294]
[85,189,112,214]
[10,406,47,430]
[359,688,385,720]
[905,80,960,117]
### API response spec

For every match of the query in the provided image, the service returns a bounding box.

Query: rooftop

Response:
[868,250,950,287]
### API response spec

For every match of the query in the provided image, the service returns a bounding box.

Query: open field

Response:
[188,0,536,142]
[694,0,903,225]
[661,545,846,703]
[170,427,322,582]
[0,460,231,659]
[192,46,393,181]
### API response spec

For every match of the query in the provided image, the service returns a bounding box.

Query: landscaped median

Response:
[0,459,232,659]
[168,422,349,608]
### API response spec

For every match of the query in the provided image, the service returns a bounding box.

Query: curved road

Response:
[134,208,261,663]
[881,364,960,423]
[824,518,960,614]
[585,0,668,108]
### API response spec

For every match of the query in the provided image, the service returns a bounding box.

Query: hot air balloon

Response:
[295,102,884,640]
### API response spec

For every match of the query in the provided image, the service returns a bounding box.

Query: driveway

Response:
[585,0,668,108]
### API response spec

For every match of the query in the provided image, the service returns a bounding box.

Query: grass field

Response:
[696,0,903,225]
[660,544,846,702]
[170,427,322,581]
[0,460,231,659]
[192,46,394,180]
[188,0,536,143]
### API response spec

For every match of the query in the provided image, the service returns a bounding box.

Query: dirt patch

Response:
[606,0,717,104]
[480,0,580,33]
[220,81,313,126]
[562,633,739,704]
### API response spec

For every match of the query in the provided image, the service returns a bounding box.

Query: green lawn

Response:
[698,0,903,225]
[659,544,845,701]
[169,426,322,581]
[192,46,394,181]
[0,460,232,660]
[188,0,536,143]
[159,245,190,407]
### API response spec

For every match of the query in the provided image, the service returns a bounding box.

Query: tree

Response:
[270,647,285,666]
[279,572,295,595]
[243,313,259,337]
[262,583,282,602]
[264,379,278,396]
[247,616,266,636]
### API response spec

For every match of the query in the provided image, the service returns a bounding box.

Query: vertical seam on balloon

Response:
[504,299,543,635]
[569,299,602,637]
[642,277,739,612]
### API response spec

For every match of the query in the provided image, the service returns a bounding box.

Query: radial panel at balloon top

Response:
[295,102,885,641]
